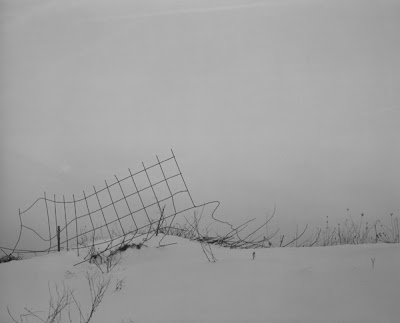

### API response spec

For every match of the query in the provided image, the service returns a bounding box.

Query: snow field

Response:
[1,235,399,322]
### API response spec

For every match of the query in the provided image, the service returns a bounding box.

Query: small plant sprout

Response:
[252,251,255,260]
[371,257,376,270]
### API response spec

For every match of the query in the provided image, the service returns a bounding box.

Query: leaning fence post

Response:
[57,226,61,252]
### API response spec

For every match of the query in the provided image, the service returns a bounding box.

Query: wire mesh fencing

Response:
[2,150,220,259]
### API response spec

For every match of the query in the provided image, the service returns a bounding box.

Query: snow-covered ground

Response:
[1,235,399,322]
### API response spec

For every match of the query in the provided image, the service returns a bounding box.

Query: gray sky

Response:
[1,0,400,247]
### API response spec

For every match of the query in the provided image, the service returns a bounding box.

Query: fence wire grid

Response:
[2,150,220,258]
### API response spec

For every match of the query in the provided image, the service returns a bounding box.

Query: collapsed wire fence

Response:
[4,149,393,263]
[0,150,221,261]
[0,148,285,266]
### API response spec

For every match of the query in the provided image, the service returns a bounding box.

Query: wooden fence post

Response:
[57,226,61,252]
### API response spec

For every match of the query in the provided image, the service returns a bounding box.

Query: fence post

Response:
[57,226,61,252]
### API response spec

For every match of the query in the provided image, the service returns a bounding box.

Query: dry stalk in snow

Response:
[7,270,111,323]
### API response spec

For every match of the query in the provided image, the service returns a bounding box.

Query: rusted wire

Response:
[114,174,137,232]
[157,154,177,235]
[93,185,113,240]
[105,179,125,236]
[171,149,195,207]
[129,168,151,224]
[63,195,68,250]
[44,192,52,253]
[54,194,58,236]
[73,194,79,256]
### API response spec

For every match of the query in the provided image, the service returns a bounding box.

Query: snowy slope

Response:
[1,235,399,322]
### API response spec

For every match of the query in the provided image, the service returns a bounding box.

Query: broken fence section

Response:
[2,150,220,258]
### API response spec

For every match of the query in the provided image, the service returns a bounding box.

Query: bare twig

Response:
[282,225,308,247]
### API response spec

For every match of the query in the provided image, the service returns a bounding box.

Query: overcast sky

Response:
[1,0,399,247]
